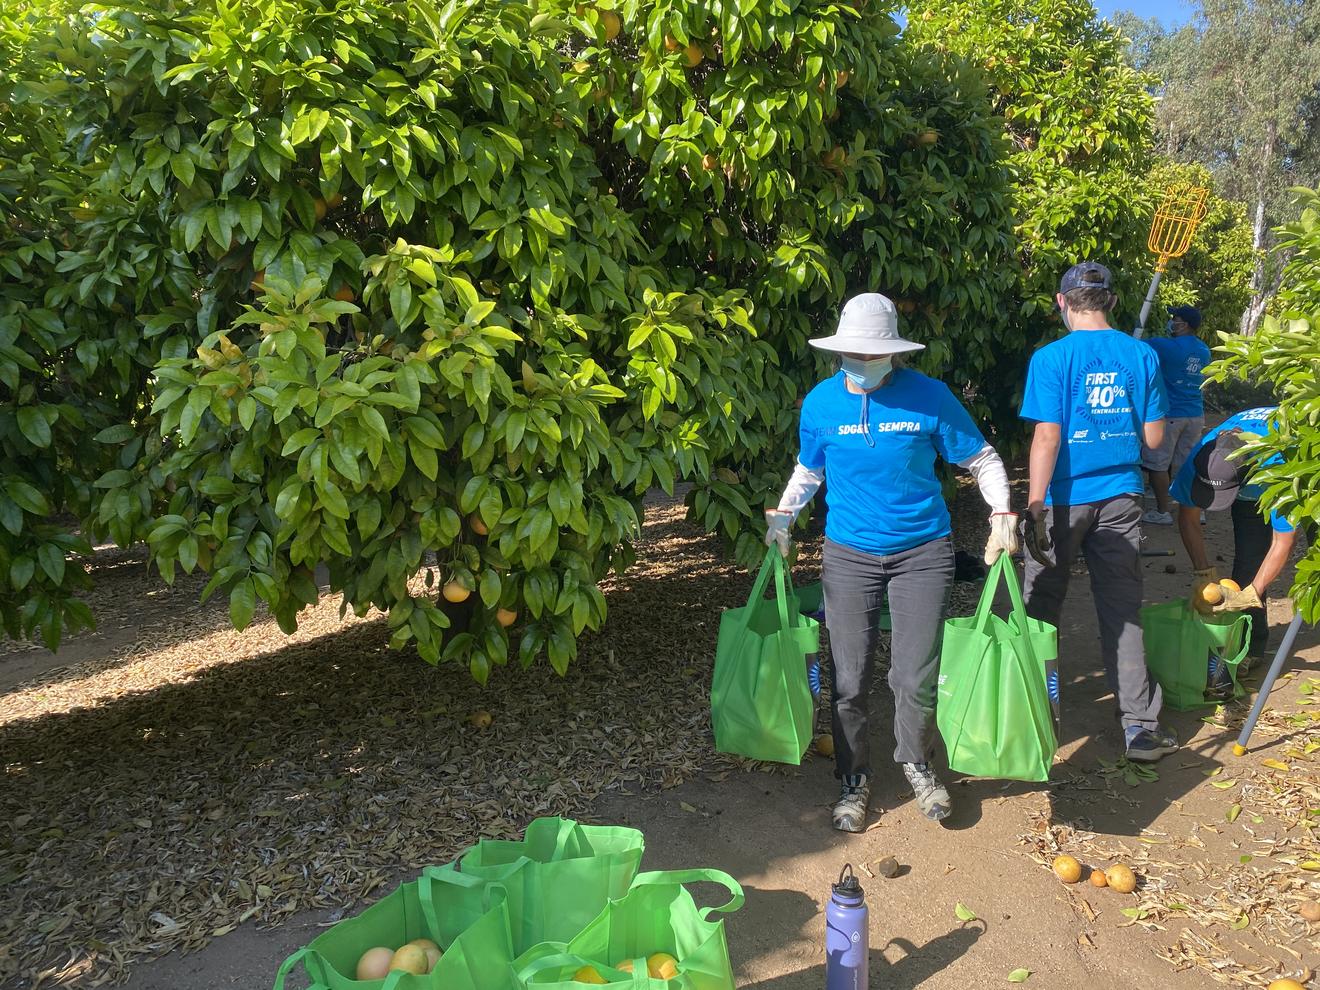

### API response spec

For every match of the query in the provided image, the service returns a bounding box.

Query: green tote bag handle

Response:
[970,555,1037,662]
[271,948,308,990]
[744,546,816,656]
[946,555,1038,735]
[628,868,745,919]
[419,865,507,940]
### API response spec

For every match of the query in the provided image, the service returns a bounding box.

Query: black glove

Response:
[1019,507,1055,568]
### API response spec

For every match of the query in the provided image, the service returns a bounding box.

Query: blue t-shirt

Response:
[1171,407,1294,533]
[1019,329,1168,506]
[1147,334,1211,419]
[796,369,987,556]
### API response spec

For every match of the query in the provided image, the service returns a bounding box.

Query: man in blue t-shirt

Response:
[1019,261,1176,763]
[1141,304,1212,525]
[1172,407,1300,660]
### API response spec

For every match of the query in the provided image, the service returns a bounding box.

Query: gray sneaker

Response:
[832,773,870,833]
[902,762,952,821]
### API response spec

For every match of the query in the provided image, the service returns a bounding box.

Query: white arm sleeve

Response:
[776,461,825,517]
[958,443,1011,514]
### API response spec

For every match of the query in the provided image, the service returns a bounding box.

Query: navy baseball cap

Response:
[1168,304,1202,329]
[1189,429,1248,511]
[1059,262,1114,295]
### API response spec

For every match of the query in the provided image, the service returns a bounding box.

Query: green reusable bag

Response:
[710,547,818,764]
[426,818,645,954]
[272,870,514,990]
[513,869,744,990]
[936,554,1059,782]
[1141,599,1252,710]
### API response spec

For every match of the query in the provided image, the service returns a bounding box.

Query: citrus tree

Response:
[904,0,1158,424]
[2,0,1018,676]
[1208,184,1320,622]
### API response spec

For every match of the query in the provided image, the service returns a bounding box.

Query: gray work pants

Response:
[1023,494,1162,732]
[822,536,955,774]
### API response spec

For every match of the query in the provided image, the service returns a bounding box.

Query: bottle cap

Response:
[832,863,864,900]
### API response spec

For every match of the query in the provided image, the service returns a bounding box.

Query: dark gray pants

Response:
[822,536,955,774]
[1230,499,1272,656]
[1023,495,1162,732]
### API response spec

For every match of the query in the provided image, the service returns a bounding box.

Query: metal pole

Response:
[1133,269,1163,340]
[1233,612,1306,755]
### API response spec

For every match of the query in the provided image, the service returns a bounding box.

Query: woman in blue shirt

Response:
[765,293,1018,832]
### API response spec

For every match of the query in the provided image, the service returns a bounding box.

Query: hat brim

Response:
[808,334,925,355]
[1189,476,1240,512]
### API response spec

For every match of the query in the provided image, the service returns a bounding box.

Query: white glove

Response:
[984,512,1020,566]
[765,509,792,557]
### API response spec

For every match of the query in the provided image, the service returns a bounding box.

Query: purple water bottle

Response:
[825,865,868,990]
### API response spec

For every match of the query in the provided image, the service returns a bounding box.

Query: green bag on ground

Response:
[710,547,818,764]
[1141,599,1252,710]
[936,555,1059,782]
[272,870,514,990]
[425,818,645,954]
[512,869,744,990]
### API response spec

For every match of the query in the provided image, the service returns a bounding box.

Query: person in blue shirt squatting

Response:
[1020,262,1180,763]
[1141,304,1212,526]
[1172,407,1300,665]
[764,293,1019,832]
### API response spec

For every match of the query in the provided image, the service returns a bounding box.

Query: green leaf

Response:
[10,556,35,591]
[6,481,50,516]
[954,903,976,922]
[17,407,51,448]
[1007,970,1031,984]
[230,578,256,630]
[37,544,65,586]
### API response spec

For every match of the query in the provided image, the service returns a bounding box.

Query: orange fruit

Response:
[663,34,681,52]
[326,193,344,209]
[469,514,489,536]
[814,733,835,757]
[647,953,679,980]
[575,966,608,984]
[496,608,518,628]
[332,285,356,303]
[1197,582,1225,611]
[683,42,703,67]
[389,945,430,975]
[600,9,621,40]
[1219,578,1241,593]
[356,947,394,980]
[1089,868,1107,888]
[407,939,442,971]
[701,153,718,171]
[916,129,939,146]
[313,198,328,221]
[614,960,634,973]
[443,580,471,603]
[469,710,493,729]
[251,269,266,291]
[836,69,851,88]
[1105,864,1137,894]
[1267,981,1306,990]
[1051,855,1082,884]
[822,147,846,170]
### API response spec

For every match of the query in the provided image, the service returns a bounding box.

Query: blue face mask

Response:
[841,356,893,390]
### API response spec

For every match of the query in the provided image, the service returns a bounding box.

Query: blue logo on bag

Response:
[1047,670,1060,703]
[807,657,822,698]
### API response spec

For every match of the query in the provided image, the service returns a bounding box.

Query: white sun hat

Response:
[808,293,926,355]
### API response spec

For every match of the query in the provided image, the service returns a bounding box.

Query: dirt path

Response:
[3,492,1317,990]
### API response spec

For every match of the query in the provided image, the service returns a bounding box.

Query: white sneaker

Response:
[1142,509,1173,525]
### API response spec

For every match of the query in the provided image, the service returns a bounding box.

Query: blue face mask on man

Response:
[841,356,893,390]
